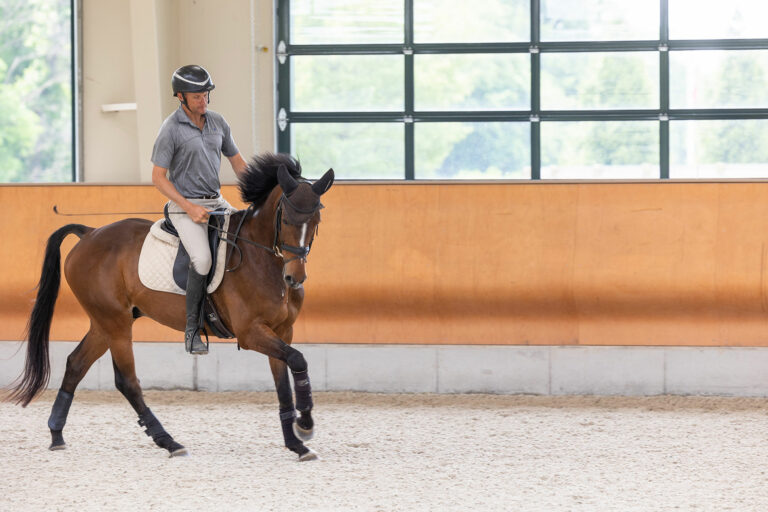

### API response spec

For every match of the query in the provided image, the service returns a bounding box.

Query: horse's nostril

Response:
[284,275,293,283]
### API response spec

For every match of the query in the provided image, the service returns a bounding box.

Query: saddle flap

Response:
[170,209,228,290]
[138,214,231,297]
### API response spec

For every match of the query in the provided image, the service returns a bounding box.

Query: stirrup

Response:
[184,329,209,355]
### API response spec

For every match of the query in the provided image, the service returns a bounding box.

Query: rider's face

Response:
[180,92,208,115]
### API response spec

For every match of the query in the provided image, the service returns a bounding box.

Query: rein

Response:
[208,195,317,272]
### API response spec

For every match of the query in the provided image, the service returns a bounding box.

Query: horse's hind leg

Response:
[109,341,187,457]
[269,357,317,461]
[48,330,108,450]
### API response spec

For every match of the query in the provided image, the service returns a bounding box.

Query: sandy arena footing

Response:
[2,390,767,511]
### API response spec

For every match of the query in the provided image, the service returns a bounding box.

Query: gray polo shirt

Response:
[151,106,239,198]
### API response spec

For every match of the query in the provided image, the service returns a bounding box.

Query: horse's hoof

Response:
[169,447,189,458]
[298,448,318,462]
[293,422,315,442]
[49,443,66,451]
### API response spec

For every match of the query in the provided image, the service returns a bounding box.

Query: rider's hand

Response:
[186,203,211,224]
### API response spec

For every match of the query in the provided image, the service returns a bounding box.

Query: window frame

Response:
[73,0,83,182]
[276,0,768,180]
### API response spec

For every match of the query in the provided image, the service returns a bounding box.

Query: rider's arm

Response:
[227,153,248,180]
[151,165,210,223]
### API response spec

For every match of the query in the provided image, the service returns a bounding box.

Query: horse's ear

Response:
[277,164,299,196]
[312,168,335,196]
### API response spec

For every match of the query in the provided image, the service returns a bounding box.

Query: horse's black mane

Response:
[239,152,302,209]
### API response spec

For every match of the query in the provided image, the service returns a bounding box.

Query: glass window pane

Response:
[292,123,404,179]
[414,0,529,43]
[290,1,403,44]
[292,56,403,112]
[542,53,659,110]
[541,0,658,41]
[670,50,768,109]
[416,123,530,179]
[541,122,659,179]
[670,0,768,39]
[415,54,529,111]
[671,120,768,178]
[1,0,72,182]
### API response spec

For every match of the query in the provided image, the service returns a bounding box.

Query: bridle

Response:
[209,195,319,272]
[274,193,321,261]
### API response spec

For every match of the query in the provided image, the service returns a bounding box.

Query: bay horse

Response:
[5,152,333,461]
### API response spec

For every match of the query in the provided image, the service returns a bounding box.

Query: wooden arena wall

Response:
[3,182,768,346]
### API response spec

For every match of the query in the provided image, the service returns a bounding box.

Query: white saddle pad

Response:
[138,217,230,295]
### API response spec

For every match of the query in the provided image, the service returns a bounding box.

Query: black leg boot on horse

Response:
[184,267,209,355]
[270,357,317,461]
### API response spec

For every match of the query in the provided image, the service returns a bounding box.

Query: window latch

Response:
[277,108,288,131]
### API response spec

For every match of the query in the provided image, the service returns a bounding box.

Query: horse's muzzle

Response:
[284,273,305,289]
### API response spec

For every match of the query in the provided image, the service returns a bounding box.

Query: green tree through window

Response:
[0,0,72,182]
[705,55,768,165]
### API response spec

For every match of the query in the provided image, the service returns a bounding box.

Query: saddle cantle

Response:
[137,211,235,339]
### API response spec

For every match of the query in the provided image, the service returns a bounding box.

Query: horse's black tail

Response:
[5,224,91,407]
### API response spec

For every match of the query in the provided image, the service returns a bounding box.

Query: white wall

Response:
[81,0,275,183]
[4,342,768,396]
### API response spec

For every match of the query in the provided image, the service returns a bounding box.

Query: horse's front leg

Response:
[269,357,316,461]
[241,323,316,461]
[278,326,315,441]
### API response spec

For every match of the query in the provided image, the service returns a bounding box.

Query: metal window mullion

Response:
[291,41,688,56]
[530,0,540,180]
[670,109,768,120]
[660,0,669,179]
[404,0,414,179]
[286,109,768,124]
[289,44,405,55]
[415,111,531,122]
[72,0,83,182]
[276,0,290,153]
[541,110,660,121]
[405,54,414,180]
[70,0,75,180]
[670,39,768,51]
[539,40,660,52]
[660,120,669,179]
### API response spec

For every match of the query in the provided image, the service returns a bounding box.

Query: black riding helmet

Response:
[171,65,215,105]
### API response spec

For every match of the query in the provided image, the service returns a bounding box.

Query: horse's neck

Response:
[245,187,283,243]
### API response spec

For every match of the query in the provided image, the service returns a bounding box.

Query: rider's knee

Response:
[189,253,212,275]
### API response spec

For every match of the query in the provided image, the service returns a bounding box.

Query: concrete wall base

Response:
[1,342,767,396]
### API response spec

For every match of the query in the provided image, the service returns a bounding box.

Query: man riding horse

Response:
[5,65,334,461]
[151,64,248,355]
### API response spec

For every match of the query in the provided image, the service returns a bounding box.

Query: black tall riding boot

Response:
[184,267,208,355]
